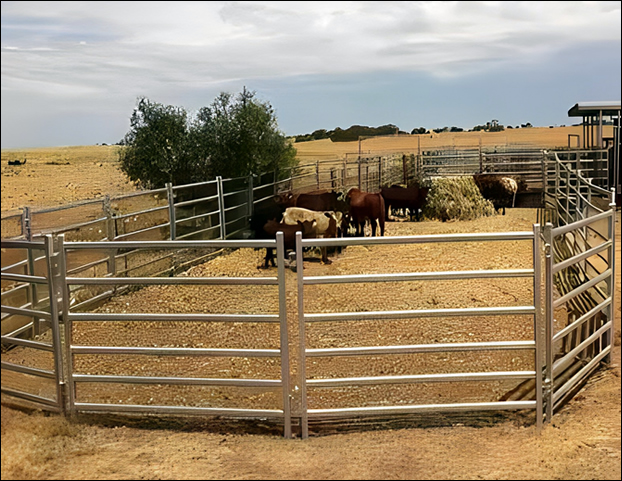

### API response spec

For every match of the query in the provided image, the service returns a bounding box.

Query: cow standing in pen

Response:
[472,174,518,215]
[346,188,385,237]
[380,183,429,221]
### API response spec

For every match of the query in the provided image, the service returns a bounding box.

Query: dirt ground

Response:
[1,147,622,480]
[1,147,621,480]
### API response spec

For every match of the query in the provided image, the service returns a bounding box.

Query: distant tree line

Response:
[293,124,409,143]
[293,120,536,142]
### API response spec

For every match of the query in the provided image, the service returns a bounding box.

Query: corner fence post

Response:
[543,223,554,423]
[605,191,617,363]
[166,183,176,240]
[44,234,66,414]
[533,224,544,432]
[216,176,226,239]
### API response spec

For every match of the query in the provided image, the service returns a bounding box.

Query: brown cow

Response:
[279,189,350,239]
[279,190,349,213]
[380,183,429,221]
[260,219,317,268]
[472,174,518,215]
[346,188,385,237]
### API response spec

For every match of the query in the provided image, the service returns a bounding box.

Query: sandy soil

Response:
[1,210,620,480]
[1,144,620,480]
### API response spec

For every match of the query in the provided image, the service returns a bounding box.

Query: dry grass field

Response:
[292,125,612,162]
[1,129,620,480]
[1,145,137,215]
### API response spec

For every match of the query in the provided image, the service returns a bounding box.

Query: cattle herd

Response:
[250,174,521,268]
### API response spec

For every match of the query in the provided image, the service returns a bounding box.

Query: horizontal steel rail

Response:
[308,401,536,418]
[304,269,533,285]
[307,370,535,387]
[68,312,279,323]
[553,347,611,406]
[302,232,534,249]
[74,402,284,418]
[552,241,612,274]
[306,340,535,357]
[304,306,535,322]
[1,305,52,319]
[0,387,60,410]
[64,239,276,250]
[1,335,54,352]
[553,269,611,309]
[71,346,280,357]
[551,209,612,237]
[0,272,48,284]
[1,361,56,379]
[112,204,168,221]
[553,321,612,376]
[72,374,282,388]
[174,194,219,209]
[66,275,278,286]
[553,298,611,342]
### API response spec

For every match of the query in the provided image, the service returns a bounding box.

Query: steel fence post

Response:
[217,176,226,239]
[166,183,176,240]
[543,223,554,422]
[275,232,292,438]
[533,224,544,432]
[296,231,308,439]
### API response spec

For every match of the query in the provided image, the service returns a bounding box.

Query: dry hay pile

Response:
[424,176,495,222]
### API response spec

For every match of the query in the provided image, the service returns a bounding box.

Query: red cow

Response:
[346,188,385,237]
[380,183,429,221]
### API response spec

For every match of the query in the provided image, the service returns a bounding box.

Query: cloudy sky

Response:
[1,1,620,149]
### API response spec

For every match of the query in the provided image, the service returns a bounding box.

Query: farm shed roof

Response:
[568,101,621,117]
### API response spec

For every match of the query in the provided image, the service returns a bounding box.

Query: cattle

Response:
[278,190,350,237]
[280,190,349,212]
[281,207,339,264]
[346,188,385,237]
[380,183,429,221]
[472,174,518,215]
[260,219,317,268]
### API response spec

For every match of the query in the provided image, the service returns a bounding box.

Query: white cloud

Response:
[1,1,620,148]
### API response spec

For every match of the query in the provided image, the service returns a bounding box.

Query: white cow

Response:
[281,207,340,264]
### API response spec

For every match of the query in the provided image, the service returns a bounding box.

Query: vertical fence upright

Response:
[295,231,308,439]
[216,176,226,239]
[43,235,66,414]
[166,183,176,240]
[543,223,554,422]
[276,232,292,438]
[533,223,544,431]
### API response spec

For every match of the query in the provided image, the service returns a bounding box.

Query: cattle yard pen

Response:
[1,148,618,438]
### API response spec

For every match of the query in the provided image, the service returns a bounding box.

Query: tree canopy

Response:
[119,89,297,189]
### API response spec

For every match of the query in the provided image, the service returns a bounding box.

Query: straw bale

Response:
[423,176,496,221]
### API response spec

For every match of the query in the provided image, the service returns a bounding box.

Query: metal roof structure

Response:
[567,101,620,204]
[568,101,621,117]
